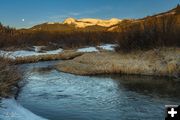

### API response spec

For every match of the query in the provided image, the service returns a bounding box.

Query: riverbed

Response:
[0,61,180,120]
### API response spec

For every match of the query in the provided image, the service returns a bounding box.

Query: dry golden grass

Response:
[0,58,21,97]
[10,50,84,64]
[56,48,180,77]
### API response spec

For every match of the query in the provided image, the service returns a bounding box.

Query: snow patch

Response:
[98,44,118,51]
[0,99,47,120]
[47,22,55,24]
[107,26,119,31]
[63,18,76,24]
[33,46,46,52]
[77,47,99,52]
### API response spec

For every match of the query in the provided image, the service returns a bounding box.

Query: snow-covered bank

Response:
[77,47,99,52]
[0,98,47,120]
[0,49,83,64]
[0,48,63,60]
[98,44,118,51]
[0,44,118,60]
[76,44,118,52]
[0,44,119,64]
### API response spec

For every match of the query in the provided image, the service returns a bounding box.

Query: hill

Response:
[28,18,122,32]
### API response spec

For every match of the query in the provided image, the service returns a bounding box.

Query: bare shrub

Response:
[0,57,21,97]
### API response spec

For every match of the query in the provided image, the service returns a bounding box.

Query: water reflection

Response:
[31,66,54,74]
[98,75,180,99]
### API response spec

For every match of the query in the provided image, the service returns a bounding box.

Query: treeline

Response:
[116,12,180,51]
[0,28,118,49]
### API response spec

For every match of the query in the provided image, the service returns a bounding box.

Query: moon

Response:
[22,19,25,22]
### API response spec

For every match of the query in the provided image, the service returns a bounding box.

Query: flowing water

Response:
[0,61,180,120]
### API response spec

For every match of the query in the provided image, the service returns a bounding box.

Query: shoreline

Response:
[1,50,84,64]
[0,59,21,98]
[0,47,179,98]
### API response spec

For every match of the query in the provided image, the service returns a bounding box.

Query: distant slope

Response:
[108,5,180,31]
[30,23,76,32]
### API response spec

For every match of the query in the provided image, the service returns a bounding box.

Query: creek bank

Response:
[0,44,118,64]
[0,58,21,98]
[56,48,180,77]
[0,50,83,64]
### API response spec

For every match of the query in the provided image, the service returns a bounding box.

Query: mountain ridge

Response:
[28,5,180,32]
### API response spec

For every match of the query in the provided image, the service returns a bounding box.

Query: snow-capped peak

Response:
[63,18,122,28]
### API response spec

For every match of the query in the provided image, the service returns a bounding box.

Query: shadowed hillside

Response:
[111,5,180,51]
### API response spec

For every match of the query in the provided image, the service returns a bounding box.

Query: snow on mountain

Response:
[107,26,119,31]
[63,18,122,28]
[47,22,55,24]
[63,18,77,25]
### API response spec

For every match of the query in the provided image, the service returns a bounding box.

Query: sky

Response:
[0,0,179,28]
